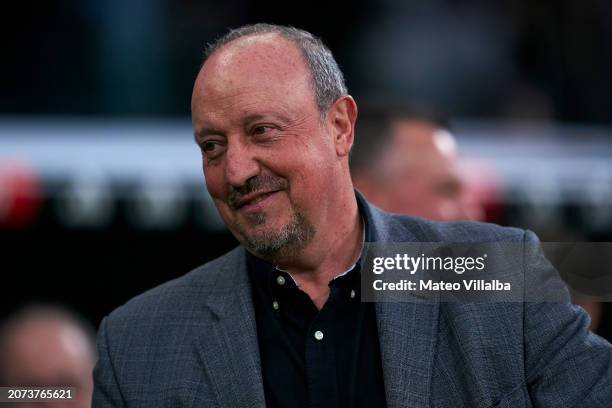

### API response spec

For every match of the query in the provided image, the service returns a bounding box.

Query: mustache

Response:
[228,175,289,209]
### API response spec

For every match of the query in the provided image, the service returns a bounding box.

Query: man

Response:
[350,103,483,222]
[0,305,96,408]
[351,104,608,332]
[93,24,612,407]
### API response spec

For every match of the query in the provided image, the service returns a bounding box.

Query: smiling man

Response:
[190,27,362,310]
[92,24,612,408]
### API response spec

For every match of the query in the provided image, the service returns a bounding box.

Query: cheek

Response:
[290,161,332,200]
[203,167,225,199]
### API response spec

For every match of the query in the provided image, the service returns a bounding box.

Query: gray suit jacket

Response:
[93,199,612,407]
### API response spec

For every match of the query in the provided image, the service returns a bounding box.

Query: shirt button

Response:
[272,301,280,310]
[350,289,356,299]
[276,275,286,285]
[314,330,324,341]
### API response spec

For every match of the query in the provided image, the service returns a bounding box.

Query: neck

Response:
[276,186,363,309]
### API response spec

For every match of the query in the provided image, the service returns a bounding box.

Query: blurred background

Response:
[2,0,612,353]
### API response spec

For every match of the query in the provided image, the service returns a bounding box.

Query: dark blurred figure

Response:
[351,102,483,222]
[350,102,603,332]
[0,305,96,408]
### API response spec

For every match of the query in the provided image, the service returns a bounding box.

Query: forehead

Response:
[208,34,306,81]
[192,34,316,127]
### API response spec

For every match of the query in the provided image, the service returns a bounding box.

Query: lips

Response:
[234,190,280,210]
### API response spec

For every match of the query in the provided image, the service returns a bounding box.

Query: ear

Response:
[328,95,358,157]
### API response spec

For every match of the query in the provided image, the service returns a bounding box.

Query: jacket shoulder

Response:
[385,212,528,243]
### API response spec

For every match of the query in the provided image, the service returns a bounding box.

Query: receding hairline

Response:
[199,24,348,117]
[204,25,314,61]
[199,32,313,86]
[205,31,298,61]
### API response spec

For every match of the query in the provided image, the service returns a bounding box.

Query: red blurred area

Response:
[0,161,42,228]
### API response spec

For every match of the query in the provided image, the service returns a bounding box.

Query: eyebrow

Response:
[241,112,291,127]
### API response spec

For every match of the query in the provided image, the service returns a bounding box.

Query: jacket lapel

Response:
[195,248,266,408]
[361,194,440,408]
[376,301,439,408]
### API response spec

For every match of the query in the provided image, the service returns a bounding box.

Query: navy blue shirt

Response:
[247,199,387,408]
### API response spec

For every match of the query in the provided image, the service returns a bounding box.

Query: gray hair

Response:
[204,23,348,116]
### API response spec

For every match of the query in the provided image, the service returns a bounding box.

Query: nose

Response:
[224,139,260,188]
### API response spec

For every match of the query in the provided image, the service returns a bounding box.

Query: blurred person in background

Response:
[0,305,96,408]
[350,101,603,332]
[351,102,483,222]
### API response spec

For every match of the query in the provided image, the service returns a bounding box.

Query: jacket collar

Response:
[357,191,440,408]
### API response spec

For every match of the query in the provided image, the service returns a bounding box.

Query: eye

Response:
[252,125,270,135]
[199,139,225,161]
[202,141,219,152]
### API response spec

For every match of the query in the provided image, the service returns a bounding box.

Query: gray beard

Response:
[240,210,315,263]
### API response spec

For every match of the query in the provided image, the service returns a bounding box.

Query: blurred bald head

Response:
[0,305,96,408]
[351,103,483,222]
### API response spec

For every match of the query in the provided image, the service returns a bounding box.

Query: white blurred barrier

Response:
[1,117,611,231]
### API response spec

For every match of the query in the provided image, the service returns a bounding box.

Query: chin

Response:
[246,219,288,239]
[231,217,282,241]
